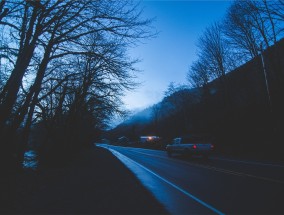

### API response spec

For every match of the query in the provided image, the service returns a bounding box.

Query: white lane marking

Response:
[116,147,284,185]
[108,144,284,168]
[101,145,225,215]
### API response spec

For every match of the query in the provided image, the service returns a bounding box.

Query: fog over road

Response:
[98,144,284,214]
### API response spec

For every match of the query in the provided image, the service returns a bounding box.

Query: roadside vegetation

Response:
[0,0,154,169]
[1,0,284,212]
[1,1,155,212]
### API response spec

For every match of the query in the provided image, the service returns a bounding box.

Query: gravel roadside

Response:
[8,146,168,214]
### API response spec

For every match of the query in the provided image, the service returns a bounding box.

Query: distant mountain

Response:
[122,106,153,125]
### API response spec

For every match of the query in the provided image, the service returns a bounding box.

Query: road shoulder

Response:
[9,146,168,214]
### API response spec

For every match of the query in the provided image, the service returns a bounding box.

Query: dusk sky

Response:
[123,0,232,111]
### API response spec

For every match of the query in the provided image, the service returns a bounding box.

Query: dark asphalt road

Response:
[100,144,284,214]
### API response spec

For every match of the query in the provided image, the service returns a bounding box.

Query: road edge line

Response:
[101,145,225,215]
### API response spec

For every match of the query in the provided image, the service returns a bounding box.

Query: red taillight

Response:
[211,144,214,149]
[192,144,197,149]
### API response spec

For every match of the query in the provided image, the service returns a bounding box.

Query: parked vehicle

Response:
[166,135,214,159]
[140,136,160,144]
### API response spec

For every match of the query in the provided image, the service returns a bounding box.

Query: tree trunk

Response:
[0,5,41,132]
[15,43,53,168]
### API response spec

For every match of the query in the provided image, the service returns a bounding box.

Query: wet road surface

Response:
[98,144,284,214]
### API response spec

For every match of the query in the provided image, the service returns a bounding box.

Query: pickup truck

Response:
[166,136,214,159]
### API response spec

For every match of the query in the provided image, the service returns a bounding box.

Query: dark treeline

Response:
[107,0,284,160]
[108,38,284,159]
[0,0,153,169]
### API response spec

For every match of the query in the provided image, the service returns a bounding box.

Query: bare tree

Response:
[187,59,211,88]
[192,21,239,109]
[0,0,153,132]
[198,22,234,79]
[0,0,154,167]
[223,0,284,62]
[164,82,188,97]
[0,0,9,22]
[267,0,284,25]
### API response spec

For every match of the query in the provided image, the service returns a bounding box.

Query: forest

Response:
[107,0,284,160]
[1,0,284,169]
[0,0,154,169]
[2,0,284,213]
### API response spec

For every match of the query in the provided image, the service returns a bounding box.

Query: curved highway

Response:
[98,144,284,214]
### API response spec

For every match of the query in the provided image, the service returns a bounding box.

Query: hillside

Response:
[107,39,284,160]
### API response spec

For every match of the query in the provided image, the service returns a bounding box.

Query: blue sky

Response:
[123,1,232,111]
